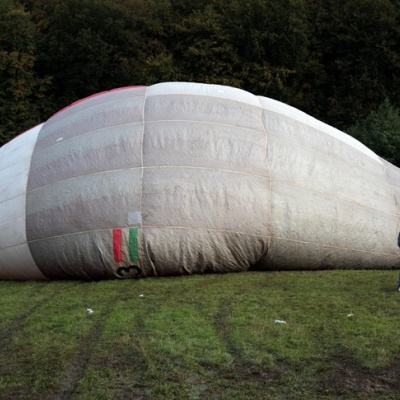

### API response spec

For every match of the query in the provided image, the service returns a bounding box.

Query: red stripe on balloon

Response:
[113,229,123,262]
[51,86,147,117]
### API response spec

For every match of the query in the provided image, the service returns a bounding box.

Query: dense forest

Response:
[1,0,400,163]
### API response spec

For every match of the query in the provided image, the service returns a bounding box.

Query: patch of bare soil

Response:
[316,352,400,398]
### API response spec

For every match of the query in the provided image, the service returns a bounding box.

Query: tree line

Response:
[1,0,400,164]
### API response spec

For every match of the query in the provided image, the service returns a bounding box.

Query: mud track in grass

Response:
[0,286,60,345]
[51,292,124,400]
[316,350,400,398]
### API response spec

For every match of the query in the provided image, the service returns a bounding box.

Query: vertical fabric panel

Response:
[0,125,47,280]
[26,88,146,278]
[139,83,270,275]
[261,98,400,270]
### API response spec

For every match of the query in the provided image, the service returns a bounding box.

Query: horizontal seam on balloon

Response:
[26,166,271,194]
[25,168,397,217]
[0,131,41,152]
[43,95,146,128]
[25,228,399,258]
[268,132,386,182]
[50,88,146,119]
[385,166,400,178]
[26,227,272,244]
[270,177,400,217]
[0,192,27,204]
[264,108,383,164]
[25,171,398,218]
[33,119,266,157]
[0,154,34,170]
[144,119,265,134]
[32,122,145,156]
[0,243,27,251]
[271,236,399,257]
[0,166,31,181]
[0,216,26,228]
[145,92,261,107]
[0,241,33,251]
[266,134,398,216]
[271,172,397,200]
[261,107,341,137]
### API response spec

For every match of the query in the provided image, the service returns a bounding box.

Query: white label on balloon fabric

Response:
[128,211,142,225]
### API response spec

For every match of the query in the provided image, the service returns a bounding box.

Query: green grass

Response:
[1,271,400,399]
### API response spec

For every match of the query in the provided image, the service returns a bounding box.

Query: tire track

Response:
[213,299,244,364]
[0,288,60,345]
[52,293,121,400]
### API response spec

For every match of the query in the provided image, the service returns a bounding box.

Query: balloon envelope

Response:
[0,82,399,280]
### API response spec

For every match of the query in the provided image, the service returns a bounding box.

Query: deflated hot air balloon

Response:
[0,82,399,280]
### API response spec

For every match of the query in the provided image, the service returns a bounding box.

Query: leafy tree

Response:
[347,99,400,166]
[0,0,49,146]
[29,0,144,113]
[120,0,187,85]
[176,3,243,86]
[173,0,309,99]
[295,0,400,130]
[2,0,400,146]
[222,0,309,99]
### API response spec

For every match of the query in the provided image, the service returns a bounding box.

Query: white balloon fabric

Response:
[0,82,399,280]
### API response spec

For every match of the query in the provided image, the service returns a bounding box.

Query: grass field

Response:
[1,270,400,400]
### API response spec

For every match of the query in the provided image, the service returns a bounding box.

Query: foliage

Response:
[293,0,400,130]
[0,271,400,399]
[1,0,400,149]
[29,0,144,112]
[0,0,49,146]
[176,0,309,99]
[348,99,400,166]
